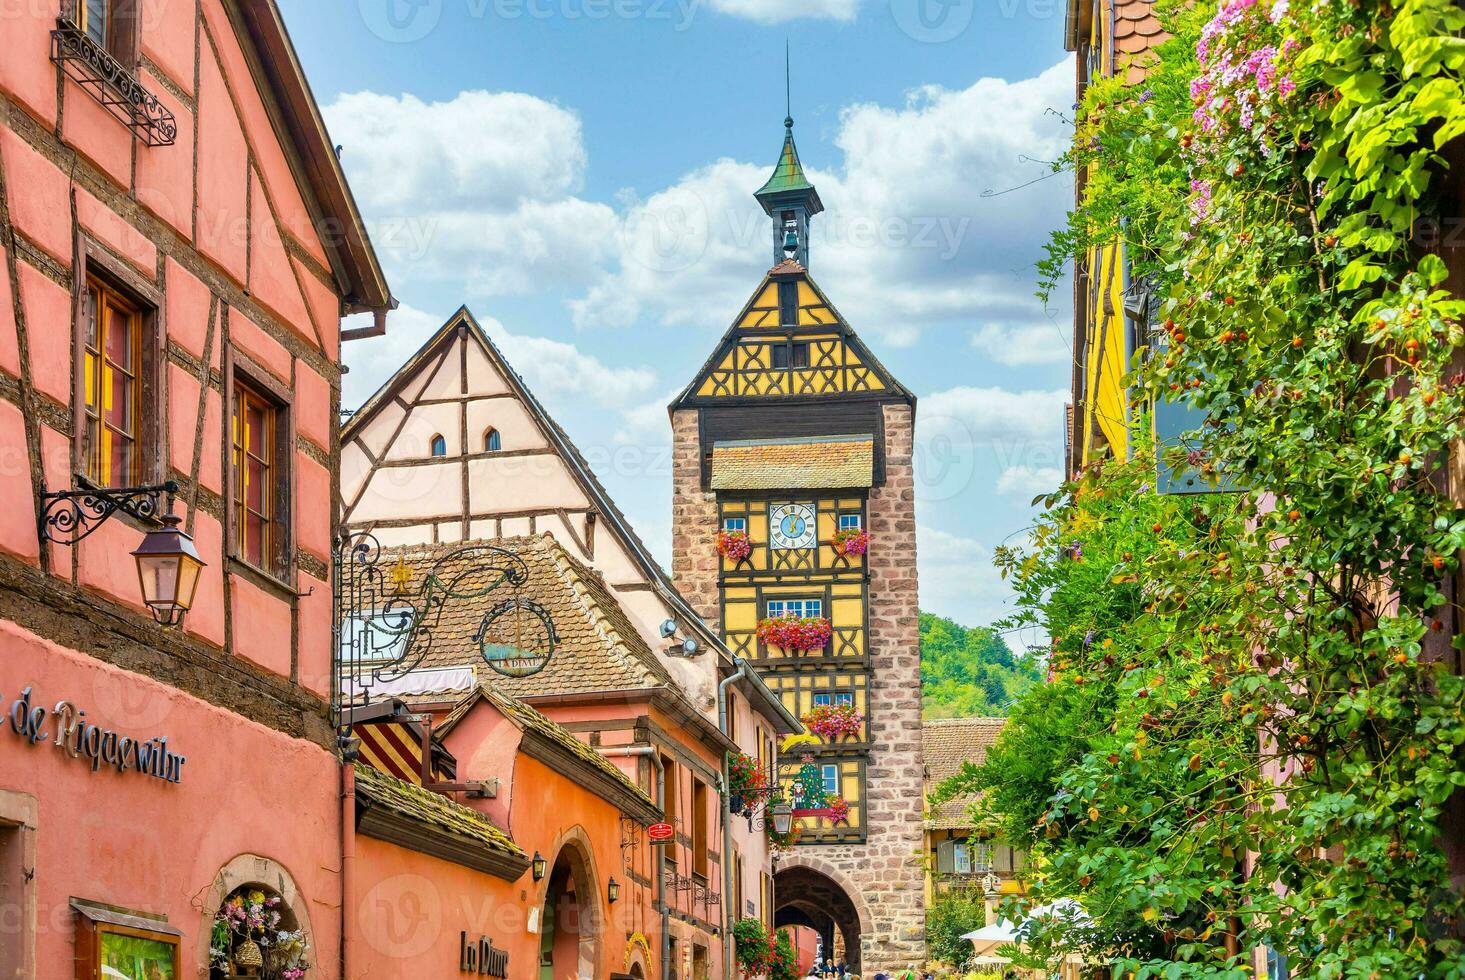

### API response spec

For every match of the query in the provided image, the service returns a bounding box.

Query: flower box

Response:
[717,530,752,562]
[756,616,832,652]
[831,528,869,559]
[802,703,863,741]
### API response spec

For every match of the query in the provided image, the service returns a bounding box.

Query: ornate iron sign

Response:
[333,532,554,727]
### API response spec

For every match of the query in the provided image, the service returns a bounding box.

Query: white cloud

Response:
[921,385,1068,445]
[996,464,1064,498]
[569,58,1076,347]
[615,387,683,446]
[970,321,1071,366]
[325,91,617,296]
[704,0,861,23]
[916,525,1013,627]
[341,304,656,411]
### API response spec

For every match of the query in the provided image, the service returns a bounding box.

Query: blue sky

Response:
[281,0,1076,646]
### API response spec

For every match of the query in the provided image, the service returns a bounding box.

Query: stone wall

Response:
[670,408,720,624]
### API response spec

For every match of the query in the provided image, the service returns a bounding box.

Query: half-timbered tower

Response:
[670,119,926,972]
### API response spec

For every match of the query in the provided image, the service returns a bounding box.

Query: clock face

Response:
[769,503,817,550]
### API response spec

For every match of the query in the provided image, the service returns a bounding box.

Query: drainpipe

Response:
[600,746,668,980]
[339,737,360,980]
[718,661,749,980]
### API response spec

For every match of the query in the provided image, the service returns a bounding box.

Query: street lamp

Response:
[131,505,205,627]
[607,877,620,904]
[771,802,793,836]
[532,852,547,881]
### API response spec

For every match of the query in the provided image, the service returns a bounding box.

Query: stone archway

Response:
[196,854,316,977]
[535,828,602,980]
[774,857,873,974]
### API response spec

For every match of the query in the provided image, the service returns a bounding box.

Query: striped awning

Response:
[710,435,874,490]
[355,721,428,785]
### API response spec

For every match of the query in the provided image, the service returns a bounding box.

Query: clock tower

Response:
[670,117,926,972]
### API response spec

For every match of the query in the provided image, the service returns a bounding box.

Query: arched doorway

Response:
[538,841,600,979]
[774,863,869,974]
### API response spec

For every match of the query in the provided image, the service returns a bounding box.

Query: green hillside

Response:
[919,612,1040,718]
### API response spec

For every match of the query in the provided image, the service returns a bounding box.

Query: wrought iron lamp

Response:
[532,852,546,882]
[770,801,794,836]
[607,877,620,904]
[39,478,205,628]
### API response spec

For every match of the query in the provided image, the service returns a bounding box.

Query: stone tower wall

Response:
[671,402,927,972]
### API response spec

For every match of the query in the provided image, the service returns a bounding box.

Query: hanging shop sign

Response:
[647,822,675,845]
[3,686,185,784]
[458,932,509,977]
[475,598,558,679]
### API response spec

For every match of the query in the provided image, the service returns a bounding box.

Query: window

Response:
[813,691,854,708]
[778,279,798,324]
[820,764,839,797]
[82,277,141,487]
[70,0,136,65]
[662,757,677,866]
[722,516,746,533]
[791,342,810,368]
[767,598,822,619]
[954,842,972,875]
[691,778,710,878]
[838,513,862,532]
[483,428,501,452]
[232,382,277,569]
[430,434,447,457]
[0,820,27,979]
[726,691,738,742]
[768,341,809,370]
[770,344,790,369]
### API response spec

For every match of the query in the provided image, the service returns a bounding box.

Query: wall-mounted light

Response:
[532,852,546,882]
[39,479,205,628]
[771,802,793,837]
[607,877,620,904]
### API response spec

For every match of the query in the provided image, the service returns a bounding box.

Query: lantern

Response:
[131,509,205,628]
[532,851,546,881]
[607,877,620,904]
[771,802,793,836]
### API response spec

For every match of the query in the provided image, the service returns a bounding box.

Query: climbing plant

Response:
[952,0,1465,976]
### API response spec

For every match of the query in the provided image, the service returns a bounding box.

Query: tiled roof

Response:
[438,682,655,810]
[923,717,1006,830]
[1114,0,1166,83]
[371,535,681,700]
[355,762,523,858]
[755,126,816,199]
[710,436,874,490]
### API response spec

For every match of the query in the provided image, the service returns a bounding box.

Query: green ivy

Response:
[953,0,1465,976]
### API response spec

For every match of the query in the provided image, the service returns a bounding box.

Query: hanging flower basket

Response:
[717,530,752,562]
[802,703,863,741]
[726,751,769,815]
[756,616,832,652]
[831,528,870,558]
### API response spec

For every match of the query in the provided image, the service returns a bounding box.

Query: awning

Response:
[710,435,874,490]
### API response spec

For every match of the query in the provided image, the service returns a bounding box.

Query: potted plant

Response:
[802,703,863,741]
[831,528,870,558]
[717,530,752,562]
[755,616,832,652]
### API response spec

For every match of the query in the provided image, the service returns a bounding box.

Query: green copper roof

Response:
[755,119,816,200]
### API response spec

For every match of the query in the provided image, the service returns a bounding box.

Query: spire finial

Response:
[784,40,792,129]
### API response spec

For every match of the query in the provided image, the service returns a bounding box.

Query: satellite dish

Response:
[660,619,678,638]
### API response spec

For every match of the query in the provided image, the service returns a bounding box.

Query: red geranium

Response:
[756,616,833,652]
[832,528,870,558]
[718,530,752,562]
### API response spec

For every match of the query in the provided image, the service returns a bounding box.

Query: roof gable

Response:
[672,264,914,408]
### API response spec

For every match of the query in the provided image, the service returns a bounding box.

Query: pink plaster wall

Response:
[230,576,293,678]
[0,624,341,979]
[0,400,39,564]
[194,45,248,281]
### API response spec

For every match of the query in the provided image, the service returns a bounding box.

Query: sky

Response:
[280,0,1077,650]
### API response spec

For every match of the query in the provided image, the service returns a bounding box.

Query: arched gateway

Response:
[774,859,873,973]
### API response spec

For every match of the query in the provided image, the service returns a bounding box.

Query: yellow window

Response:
[83,277,140,488]
[232,381,276,571]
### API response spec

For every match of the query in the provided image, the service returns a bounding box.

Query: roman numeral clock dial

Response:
[769,503,816,550]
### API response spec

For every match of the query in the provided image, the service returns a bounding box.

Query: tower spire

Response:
[755,47,823,270]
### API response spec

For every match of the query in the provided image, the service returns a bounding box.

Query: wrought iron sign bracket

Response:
[50,21,178,146]
[39,478,179,546]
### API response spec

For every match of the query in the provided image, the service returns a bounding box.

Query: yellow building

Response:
[1064,0,1166,474]
[922,719,1026,906]
[670,115,927,972]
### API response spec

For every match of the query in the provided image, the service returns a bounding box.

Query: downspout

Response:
[339,737,359,980]
[600,746,668,980]
[718,660,749,980]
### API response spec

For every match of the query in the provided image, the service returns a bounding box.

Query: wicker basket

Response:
[232,939,264,973]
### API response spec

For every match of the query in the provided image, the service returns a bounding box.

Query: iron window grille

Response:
[50,20,177,147]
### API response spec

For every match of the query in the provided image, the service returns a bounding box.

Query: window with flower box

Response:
[766,598,822,619]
